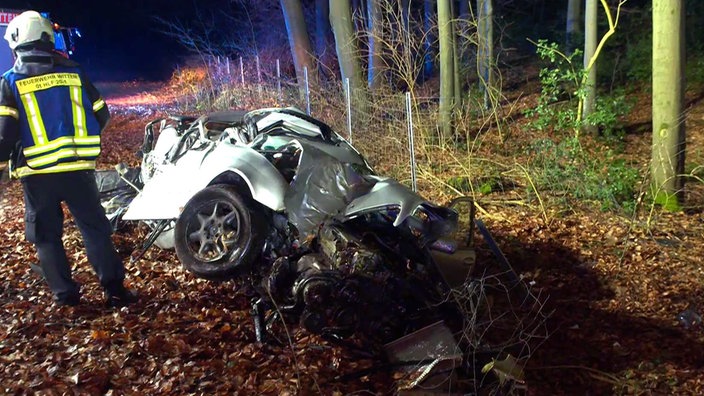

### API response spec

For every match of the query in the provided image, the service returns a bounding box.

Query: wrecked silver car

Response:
[109,107,458,336]
[100,107,535,392]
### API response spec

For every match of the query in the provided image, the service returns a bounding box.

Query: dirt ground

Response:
[0,79,702,395]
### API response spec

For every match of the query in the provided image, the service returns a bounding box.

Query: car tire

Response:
[174,184,267,281]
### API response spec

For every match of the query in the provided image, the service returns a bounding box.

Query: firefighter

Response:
[0,11,138,307]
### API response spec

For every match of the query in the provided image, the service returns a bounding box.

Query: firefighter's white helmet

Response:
[4,11,54,50]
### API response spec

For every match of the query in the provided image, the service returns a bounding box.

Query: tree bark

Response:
[330,0,366,103]
[651,0,686,210]
[452,1,462,108]
[280,0,318,96]
[566,0,581,53]
[438,0,455,137]
[315,0,331,58]
[477,0,493,109]
[401,0,410,35]
[366,0,384,89]
[423,0,435,80]
[459,0,470,20]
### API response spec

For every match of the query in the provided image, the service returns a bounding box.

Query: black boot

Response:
[105,286,139,308]
[54,292,81,307]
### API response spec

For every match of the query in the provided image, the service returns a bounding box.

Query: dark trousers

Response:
[21,170,125,300]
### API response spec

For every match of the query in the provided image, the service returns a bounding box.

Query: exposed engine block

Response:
[265,223,434,344]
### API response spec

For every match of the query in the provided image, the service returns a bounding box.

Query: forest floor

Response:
[0,74,702,395]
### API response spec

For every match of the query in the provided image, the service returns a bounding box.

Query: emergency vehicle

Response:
[0,9,80,72]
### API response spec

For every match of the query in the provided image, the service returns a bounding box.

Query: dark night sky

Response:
[1,0,200,82]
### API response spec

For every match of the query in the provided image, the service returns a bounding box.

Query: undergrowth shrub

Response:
[520,40,638,212]
[523,40,583,132]
[524,40,632,136]
[584,89,633,138]
[526,136,640,212]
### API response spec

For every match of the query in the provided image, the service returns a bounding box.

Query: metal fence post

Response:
[276,59,282,102]
[304,66,311,115]
[239,56,245,86]
[256,54,262,94]
[226,58,231,81]
[345,78,352,143]
[406,92,417,192]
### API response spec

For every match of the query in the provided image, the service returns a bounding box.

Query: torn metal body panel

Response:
[98,107,533,391]
[123,143,289,220]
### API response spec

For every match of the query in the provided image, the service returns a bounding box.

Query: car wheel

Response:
[174,184,267,281]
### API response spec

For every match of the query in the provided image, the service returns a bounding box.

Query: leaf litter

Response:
[0,81,702,394]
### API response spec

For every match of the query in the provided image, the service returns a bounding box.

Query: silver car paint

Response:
[122,142,288,221]
[344,176,426,226]
[122,109,433,235]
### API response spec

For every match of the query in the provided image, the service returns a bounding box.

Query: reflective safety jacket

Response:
[0,52,109,178]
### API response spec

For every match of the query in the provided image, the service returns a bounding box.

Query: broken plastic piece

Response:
[383,321,463,390]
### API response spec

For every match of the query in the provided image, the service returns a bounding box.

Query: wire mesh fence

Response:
[172,54,509,204]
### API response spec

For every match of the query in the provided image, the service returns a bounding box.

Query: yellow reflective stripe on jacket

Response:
[0,105,18,119]
[92,98,106,112]
[12,160,96,178]
[15,73,82,95]
[22,92,47,145]
[16,71,97,162]
[26,147,101,168]
[23,135,100,156]
[71,86,87,137]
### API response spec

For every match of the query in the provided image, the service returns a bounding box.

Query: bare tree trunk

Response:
[423,0,435,80]
[366,0,384,89]
[452,0,462,107]
[330,0,366,101]
[438,0,455,137]
[352,0,361,15]
[582,0,597,133]
[280,0,318,97]
[401,0,410,33]
[315,0,331,58]
[351,0,364,34]
[652,0,686,210]
[566,0,581,53]
[477,0,493,109]
[459,0,469,20]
